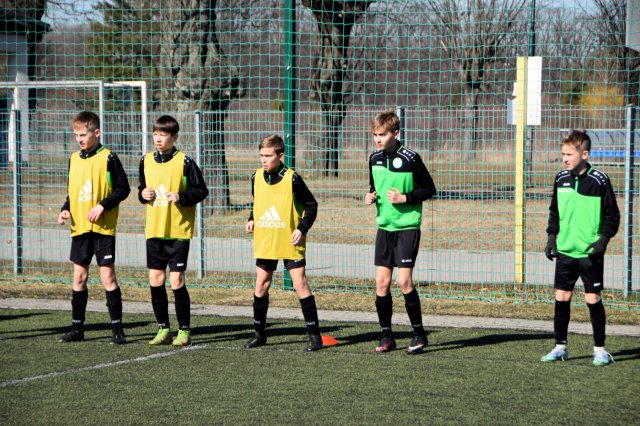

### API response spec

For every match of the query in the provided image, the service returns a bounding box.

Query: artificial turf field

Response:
[0,309,638,425]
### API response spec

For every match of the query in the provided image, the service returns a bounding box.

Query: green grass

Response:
[1,309,638,425]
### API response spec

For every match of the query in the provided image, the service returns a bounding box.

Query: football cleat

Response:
[244,332,267,349]
[541,345,569,362]
[59,329,84,343]
[172,329,191,347]
[593,348,614,367]
[406,333,427,354]
[110,331,126,345]
[375,335,397,353]
[148,328,172,345]
[305,334,323,352]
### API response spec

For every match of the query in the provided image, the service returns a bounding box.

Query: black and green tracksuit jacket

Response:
[546,163,620,259]
[368,143,436,231]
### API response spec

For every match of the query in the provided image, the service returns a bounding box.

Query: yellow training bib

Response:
[253,168,304,260]
[143,151,195,239]
[68,148,118,237]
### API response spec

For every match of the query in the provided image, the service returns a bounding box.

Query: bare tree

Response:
[425,0,527,160]
[589,0,640,104]
[301,0,374,176]
[160,0,244,212]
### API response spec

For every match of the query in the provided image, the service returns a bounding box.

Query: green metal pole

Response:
[525,0,536,186]
[283,0,296,290]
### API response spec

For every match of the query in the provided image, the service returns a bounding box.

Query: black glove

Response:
[545,234,557,261]
[585,236,609,260]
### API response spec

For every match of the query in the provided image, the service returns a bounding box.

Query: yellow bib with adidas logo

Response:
[253,168,304,260]
[68,148,118,237]
[143,151,195,239]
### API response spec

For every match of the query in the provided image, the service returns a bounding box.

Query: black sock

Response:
[150,285,170,328]
[253,294,269,333]
[173,286,190,330]
[403,289,425,336]
[554,300,571,345]
[375,294,393,336]
[105,287,123,333]
[587,300,606,347]
[71,289,88,332]
[300,295,320,336]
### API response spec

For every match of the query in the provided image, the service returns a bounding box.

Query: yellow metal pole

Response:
[515,57,527,284]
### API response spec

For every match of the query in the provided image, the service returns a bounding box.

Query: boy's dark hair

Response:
[562,130,591,152]
[72,111,100,131]
[371,110,400,133]
[259,134,285,155]
[153,115,180,135]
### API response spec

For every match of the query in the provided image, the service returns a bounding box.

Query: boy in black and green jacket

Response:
[542,130,620,366]
[364,110,436,354]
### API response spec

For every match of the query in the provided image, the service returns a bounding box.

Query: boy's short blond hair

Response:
[71,111,100,131]
[371,110,400,133]
[259,134,285,155]
[562,129,591,152]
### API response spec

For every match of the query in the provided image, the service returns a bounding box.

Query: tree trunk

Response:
[460,84,480,161]
[160,0,242,214]
[303,1,373,176]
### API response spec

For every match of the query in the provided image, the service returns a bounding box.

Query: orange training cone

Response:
[321,335,339,346]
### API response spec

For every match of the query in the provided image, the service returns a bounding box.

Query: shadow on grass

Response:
[2,320,154,341]
[568,347,640,363]
[189,322,344,346]
[0,312,49,322]
[337,330,416,347]
[428,332,552,353]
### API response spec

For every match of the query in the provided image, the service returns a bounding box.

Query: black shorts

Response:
[146,239,190,272]
[554,253,605,294]
[256,258,306,272]
[70,232,116,266]
[374,229,420,268]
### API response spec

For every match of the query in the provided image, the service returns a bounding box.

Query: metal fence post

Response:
[282,0,296,290]
[624,106,636,296]
[11,108,23,274]
[195,111,205,280]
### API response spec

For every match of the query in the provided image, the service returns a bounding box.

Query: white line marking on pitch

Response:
[0,345,207,389]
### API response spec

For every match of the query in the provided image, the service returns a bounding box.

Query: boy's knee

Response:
[584,292,601,304]
[555,290,572,302]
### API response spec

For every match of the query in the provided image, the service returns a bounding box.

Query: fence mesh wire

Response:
[1,0,639,308]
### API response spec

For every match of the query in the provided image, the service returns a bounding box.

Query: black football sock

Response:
[105,287,124,333]
[173,286,191,330]
[554,300,571,345]
[253,294,269,334]
[71,289,88,332]
[375,293,393,336]
[150,285,170,329]
[587,300,606,347]
[300,295,320,336]
[403,289,425,336]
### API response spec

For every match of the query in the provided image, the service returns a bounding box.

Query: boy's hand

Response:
[245,220,254,233]
[166,192,180,203]
[141,187,155,201]
[386,187,406,204]
[291,229,303,246]
[365,191,377,205]
[545,234,557,260]
[585,236,609,260]
[58,210,70,225]
[87,204,105,223]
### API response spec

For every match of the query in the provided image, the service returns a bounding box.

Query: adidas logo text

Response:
[256,206,287,228]
[78,179,95,203]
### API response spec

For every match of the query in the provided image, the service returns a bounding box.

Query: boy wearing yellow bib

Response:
[138,116,208,347]
[57,111,131,344]
[244,135,322,351]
